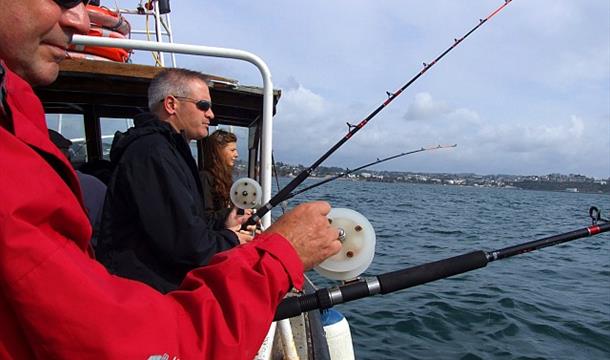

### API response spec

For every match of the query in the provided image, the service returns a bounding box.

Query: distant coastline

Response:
[235,161,610,195]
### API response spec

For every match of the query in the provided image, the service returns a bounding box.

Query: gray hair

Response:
[147,68,210,111]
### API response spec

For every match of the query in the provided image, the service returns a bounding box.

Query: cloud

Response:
[275,89,608,178]
[403,92,449,121]
[550,45,610,89]
[279,83,328,120]
[516,1,581,36]
[480,115,586,153]
[272,82,342,164]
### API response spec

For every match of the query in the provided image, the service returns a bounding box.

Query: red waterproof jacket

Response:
[0,64,304,359]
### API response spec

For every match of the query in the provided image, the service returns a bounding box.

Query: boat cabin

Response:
[35,58,281,180]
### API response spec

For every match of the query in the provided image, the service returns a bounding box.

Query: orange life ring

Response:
[67,44,130,62]
[65,50,113,62]
[67,26,131,62]
[86,4,131,36]
[87,26,127,40]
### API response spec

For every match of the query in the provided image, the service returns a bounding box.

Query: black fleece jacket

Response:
[97,113,238,293]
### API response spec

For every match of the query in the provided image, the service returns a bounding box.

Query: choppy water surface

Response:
[273,180,610,359]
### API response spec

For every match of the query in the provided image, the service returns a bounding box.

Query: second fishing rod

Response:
[245,0,513,226]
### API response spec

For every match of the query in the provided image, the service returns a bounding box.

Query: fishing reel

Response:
[230,179,376,280]
[230,177,263,209]
[315,208,376,281]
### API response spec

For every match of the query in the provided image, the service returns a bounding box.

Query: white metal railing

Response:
[116,0,177,67]
[71,35,275,228]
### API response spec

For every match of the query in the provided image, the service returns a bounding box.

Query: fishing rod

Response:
[274,209,609,320]
[246,0,513,226]
[285,144,457,201]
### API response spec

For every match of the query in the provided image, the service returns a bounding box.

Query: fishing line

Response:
[285,144,457,202]
[246,0,513,225]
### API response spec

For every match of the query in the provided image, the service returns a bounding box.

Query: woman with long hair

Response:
[202,130,258,243]
[201,129,238,217]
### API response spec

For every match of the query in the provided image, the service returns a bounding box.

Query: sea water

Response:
[273,179,610,359]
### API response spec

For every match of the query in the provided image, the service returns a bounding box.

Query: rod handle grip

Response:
[274,290,330,321]
[379,250,488,294]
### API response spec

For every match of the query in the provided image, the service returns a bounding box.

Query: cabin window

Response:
[100,117,135,160]
[45,113,87,165]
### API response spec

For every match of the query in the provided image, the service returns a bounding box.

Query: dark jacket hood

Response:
[109,113,175,164]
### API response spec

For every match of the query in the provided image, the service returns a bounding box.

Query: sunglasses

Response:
[53,0,90,9]
[172,96,212,112]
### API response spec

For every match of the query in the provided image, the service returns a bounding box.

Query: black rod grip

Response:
[338,281,371,303]
[378,250,488,294]
[274,280,372,321]
[274,288,332,321]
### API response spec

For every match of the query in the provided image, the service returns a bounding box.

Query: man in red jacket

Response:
[0,1,341,359]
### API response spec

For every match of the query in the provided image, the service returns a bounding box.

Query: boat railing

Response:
[70,35,275,228]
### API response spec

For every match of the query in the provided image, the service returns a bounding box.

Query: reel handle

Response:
[314,208,376,281]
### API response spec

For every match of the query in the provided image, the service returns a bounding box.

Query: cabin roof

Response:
[35,59,281,128]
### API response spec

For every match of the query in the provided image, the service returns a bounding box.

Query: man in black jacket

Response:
[97,68,248,293]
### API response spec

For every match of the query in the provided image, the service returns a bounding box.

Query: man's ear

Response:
[162,96,178,115]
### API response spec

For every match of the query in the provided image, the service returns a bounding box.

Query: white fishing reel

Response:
[315,208,376,281]
[230,177,262,209]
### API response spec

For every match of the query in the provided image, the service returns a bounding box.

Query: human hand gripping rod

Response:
[274,220,610,320]
[244,1,513,226]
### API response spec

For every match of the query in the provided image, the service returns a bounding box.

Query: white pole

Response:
[278,319,300,359]
[58,113,63,133]
[162,14,178,67]
[152,2,164,66]
[254,322,276,360]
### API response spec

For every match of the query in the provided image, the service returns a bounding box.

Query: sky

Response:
[125,0,609,179]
